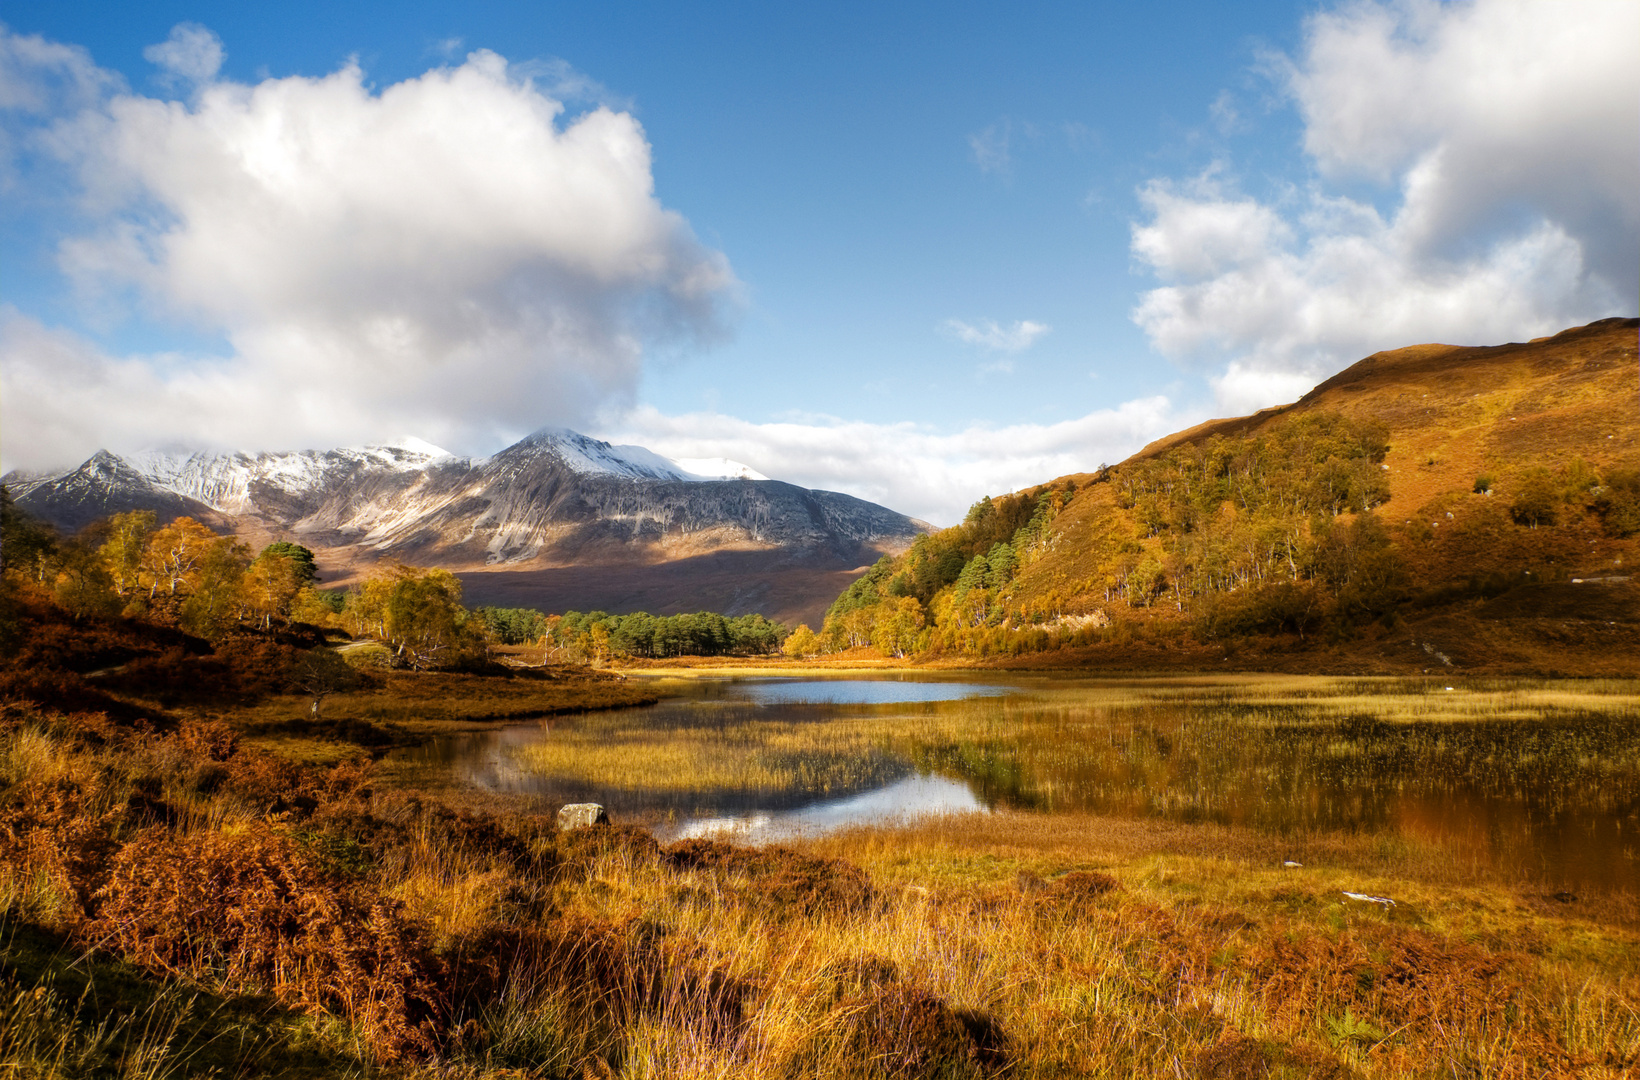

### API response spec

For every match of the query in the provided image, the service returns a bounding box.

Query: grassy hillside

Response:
[815,318,1640,672]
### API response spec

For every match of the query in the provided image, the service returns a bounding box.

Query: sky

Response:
[1,0,1634,525]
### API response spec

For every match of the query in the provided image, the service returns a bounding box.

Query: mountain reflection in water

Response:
[663,774,985,844]
[393,674,1640,891]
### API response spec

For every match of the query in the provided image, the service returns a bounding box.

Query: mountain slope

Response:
[821,318,1639,672]
[6,429,929,627]
[5,451,230,534]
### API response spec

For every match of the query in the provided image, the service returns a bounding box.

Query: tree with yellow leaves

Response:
[242,547,304,629]
[870,597,925,658]
[781,623,819,659]
[98,510,155,601]
[179,535,250,638]
[347,564,468,670]
[141,517,220,598]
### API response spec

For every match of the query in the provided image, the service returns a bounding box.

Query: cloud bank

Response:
[602,398,1183,527]
[1,26,735,470]
[1131,0,1638,414]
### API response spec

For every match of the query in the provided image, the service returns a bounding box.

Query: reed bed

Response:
[502,676,1640,890]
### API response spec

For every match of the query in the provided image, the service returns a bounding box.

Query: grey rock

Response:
[557,803,610,830]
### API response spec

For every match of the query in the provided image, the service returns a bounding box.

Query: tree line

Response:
[1,501,339,639]
[545,609,788,661]
[0,492,791,668]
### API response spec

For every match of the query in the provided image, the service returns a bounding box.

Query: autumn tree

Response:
[588,623,612,664]
[1594,468,1640,537]
[142,517,221,598]
[380,565,466,670]
[0,488,57,582]
[242,548,304,629]
[290,587,346,627]
[871,597,925,658]
[97,510,157,601]
[179,536,250,638]
[52,539,119,621]
[347,577,393,642]
[782,624,819,659]
[1509,467,1560,529]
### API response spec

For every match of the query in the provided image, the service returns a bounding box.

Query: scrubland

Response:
[2,675,1637,1079]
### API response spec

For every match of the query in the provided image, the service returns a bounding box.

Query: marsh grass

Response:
[539,819,1639,1078]
[0,919,361,1079]
[3,677,1638,1077]
[498,676,1640,890]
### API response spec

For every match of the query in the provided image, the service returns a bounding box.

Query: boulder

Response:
[557,803,610,830]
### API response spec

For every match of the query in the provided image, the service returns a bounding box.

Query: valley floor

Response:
[2,668,1637,1078]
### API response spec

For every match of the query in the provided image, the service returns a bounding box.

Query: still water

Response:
[395,673,1640,890]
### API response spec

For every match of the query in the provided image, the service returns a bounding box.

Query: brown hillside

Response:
[1009,318,1640,671]
[1131,317,1637,488]
[833,318,1638,674]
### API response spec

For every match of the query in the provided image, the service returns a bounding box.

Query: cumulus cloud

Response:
[943,318,1050,353]
[0,27,735,471]
[0,26,115,116]
[142,23,223,85]
[0,310,275,468]
[601,396,1185,527]
[1132,0,1638,415]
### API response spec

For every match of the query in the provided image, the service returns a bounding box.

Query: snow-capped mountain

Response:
[529,428,769,483]
[6,428,923,574]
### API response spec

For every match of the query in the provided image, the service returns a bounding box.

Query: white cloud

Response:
[0,31,736,471]
[0,26,116,116]
[600,397,1185,527]
[142,23,223,85]
[943,318,1050,353]
[1132,0,1638,414]
[1207,91,1242,136]
[967,121,1010,175]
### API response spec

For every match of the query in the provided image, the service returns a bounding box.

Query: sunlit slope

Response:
[1028,317,1639,610]
[1142,316,1637,516]
[822,318,1638,669]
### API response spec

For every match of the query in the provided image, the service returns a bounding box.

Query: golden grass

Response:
[498,677,1640,869]
[536,816,1640,1078]
[4,672,1639,1078]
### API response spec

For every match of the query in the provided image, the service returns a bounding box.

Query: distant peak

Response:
[366,436,454,459]
[392,436,451,457]
[512,427,768,483]
[672,457,770,481]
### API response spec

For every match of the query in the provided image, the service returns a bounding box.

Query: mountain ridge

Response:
[6,428,931,627]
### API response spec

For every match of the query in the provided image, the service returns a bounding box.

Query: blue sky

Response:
[2,1,1634,523]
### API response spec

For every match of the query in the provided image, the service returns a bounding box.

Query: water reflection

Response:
[731,679,1010,705]
[394,675,1640,890]
[662,774,984,844]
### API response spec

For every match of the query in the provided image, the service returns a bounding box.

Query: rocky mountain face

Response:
[6,429,930,626]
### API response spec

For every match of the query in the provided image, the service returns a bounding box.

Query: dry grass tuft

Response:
[784,981,1010,1079]
[662,837,875,916]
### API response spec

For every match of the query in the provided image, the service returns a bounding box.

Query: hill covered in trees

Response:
[810,318,1640,673]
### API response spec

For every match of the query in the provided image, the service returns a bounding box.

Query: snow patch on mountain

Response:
[520,428,767,483]
[672,457,769,481]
